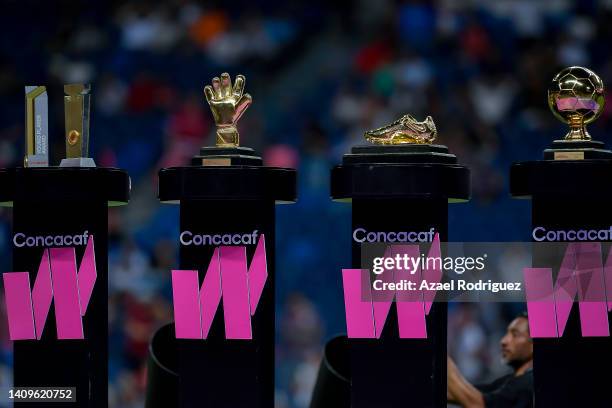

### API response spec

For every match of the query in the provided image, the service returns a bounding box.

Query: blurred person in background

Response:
[448,313,533,408]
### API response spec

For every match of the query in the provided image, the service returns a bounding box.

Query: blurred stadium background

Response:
[1,0,612,406]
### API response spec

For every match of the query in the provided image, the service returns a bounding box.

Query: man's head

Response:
[500,314,533,371]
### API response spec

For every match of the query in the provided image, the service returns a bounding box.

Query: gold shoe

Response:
[365,114,437,145]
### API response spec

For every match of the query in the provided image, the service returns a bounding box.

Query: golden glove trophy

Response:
[193,73,260,166]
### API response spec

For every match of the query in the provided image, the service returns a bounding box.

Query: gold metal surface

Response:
[204,73,252,147]
[68,130,80,146]
[365,114,437,145]
[202,158,232,166]
[554,151,585,160]
[64,84,91,158]
[548,66,605,140]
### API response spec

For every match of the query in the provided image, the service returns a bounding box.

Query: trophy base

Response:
[543,139,612,160]
[25,154,48,167]
[59,157,97,168]
[158,166,296,203]
[331,143,470,202]
[343,144,457,164]
[192,146,262,166]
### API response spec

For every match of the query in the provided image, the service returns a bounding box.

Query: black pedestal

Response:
[512,152,612,407]
[315,144,469,408]
[153,149,296,408]
[145,323,179,408]
[310,335,350,408]
[0,167,129,408]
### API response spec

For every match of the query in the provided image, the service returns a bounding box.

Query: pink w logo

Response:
[172,235,267,340]
[524,242,612,338]
[2,237,97,340]
[342,235,442,339]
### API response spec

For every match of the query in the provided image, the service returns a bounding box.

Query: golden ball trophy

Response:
[544,66,611,159]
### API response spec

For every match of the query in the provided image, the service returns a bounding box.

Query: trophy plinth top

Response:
[342,143,457,165]
[332,145,469,202]
[0,166,130,207]
[511,159,612,198]
[192,146,262,166]
[158,165,296,204]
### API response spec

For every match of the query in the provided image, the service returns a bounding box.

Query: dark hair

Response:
[516,311,531,337]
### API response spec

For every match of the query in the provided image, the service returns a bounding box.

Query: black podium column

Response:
[0,167,129,407]
[511,159,612,407]
[349,198,449,408]
[312,144,469,408]
[154,147,296,408]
